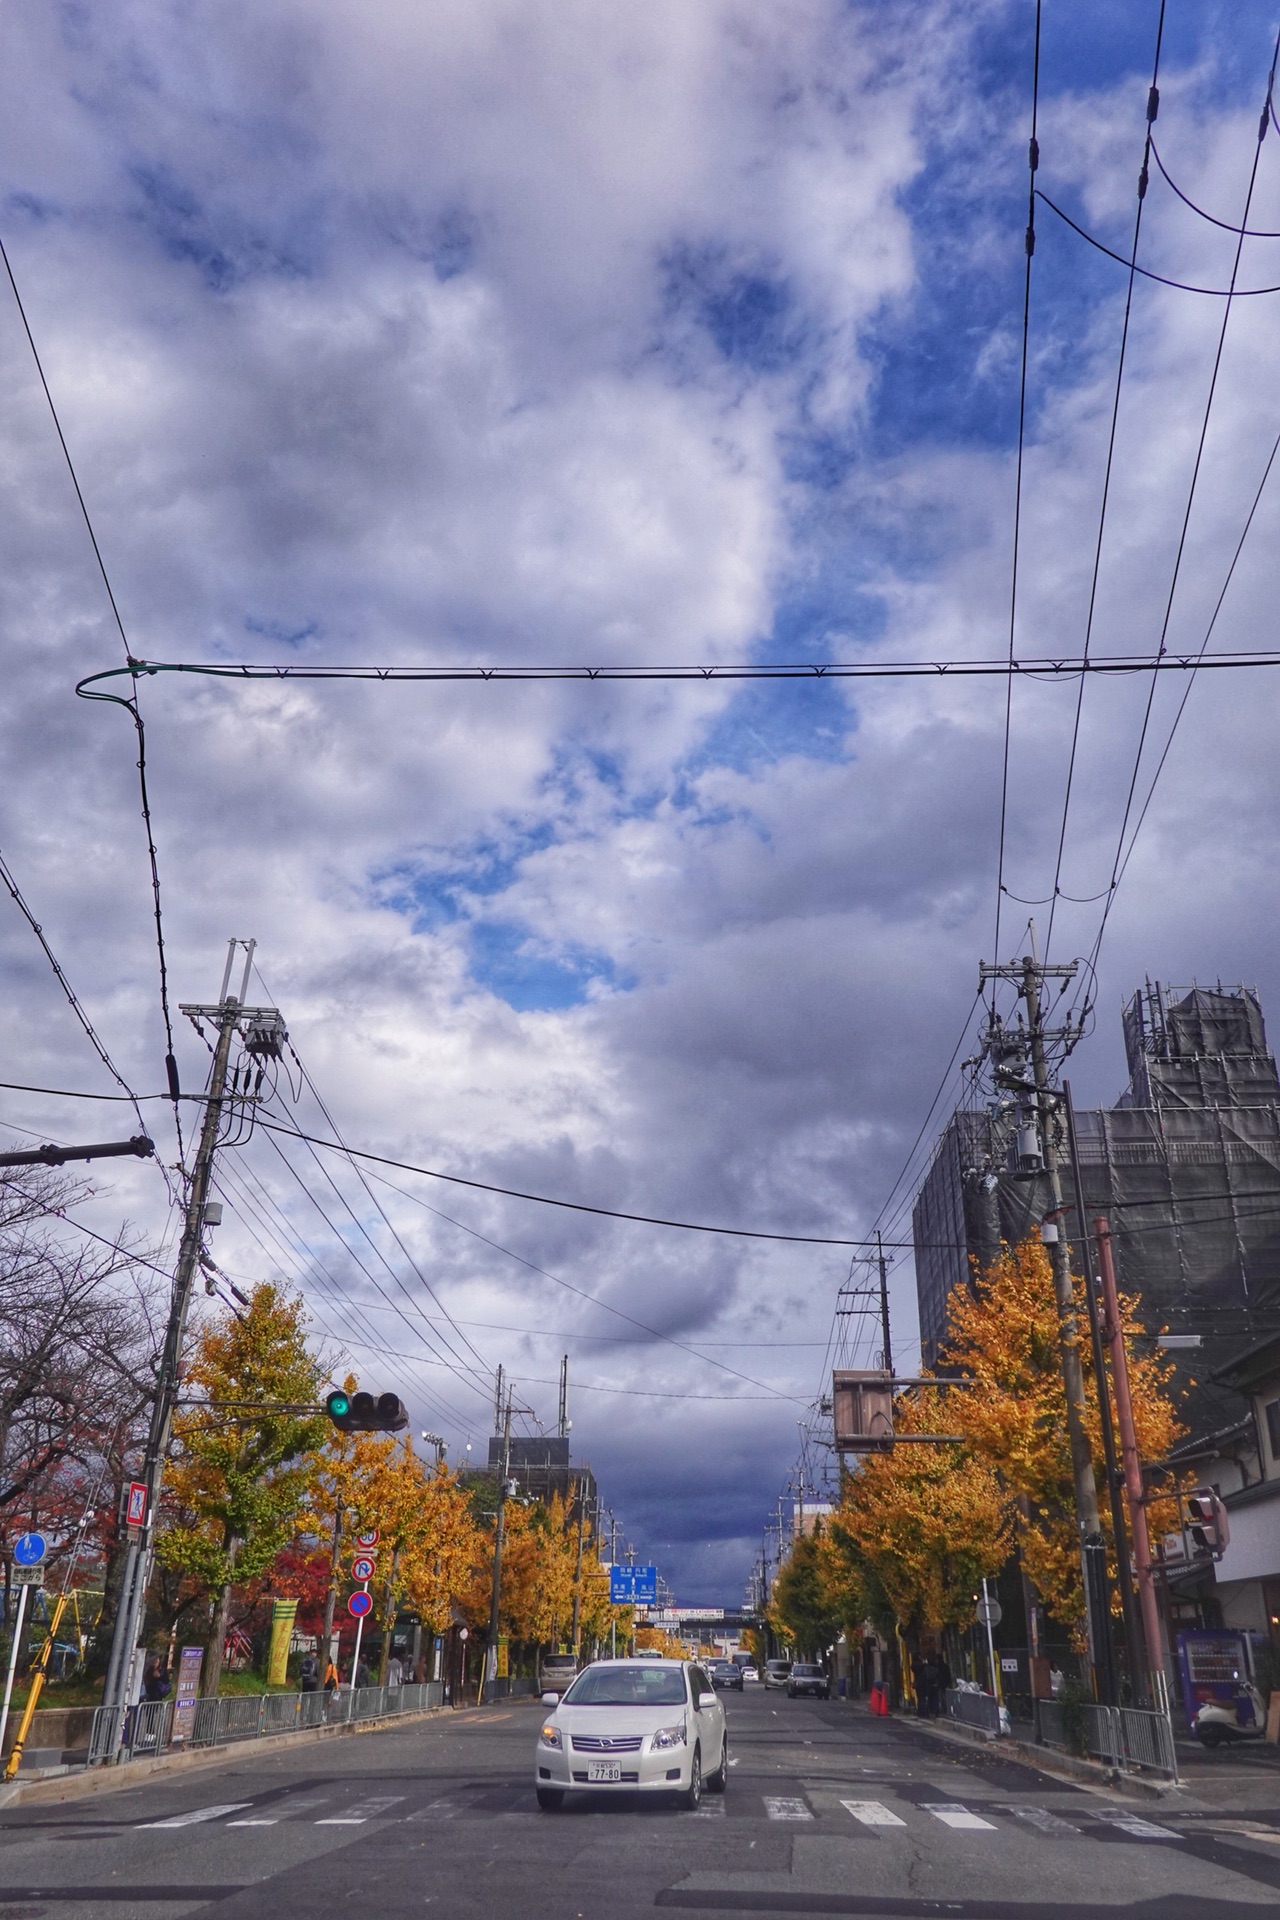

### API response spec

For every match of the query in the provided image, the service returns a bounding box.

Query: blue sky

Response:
[3,0,1280,1600]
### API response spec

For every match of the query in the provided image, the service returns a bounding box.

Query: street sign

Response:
[609,1564,659,1605]
[13,1533,46,1567]
[348,1590,373,1618]
[125,1482,148,1527]
[976,1596,1002,1627]
[458,1627,469,1641]
[12,1566,44,1587]
[355,1529,379,1548]
[351,1555,376,1582]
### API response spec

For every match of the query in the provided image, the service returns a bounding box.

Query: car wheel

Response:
[707,1737,728,1794]
[680,1745,702,1811]
[536,1787,565,1810]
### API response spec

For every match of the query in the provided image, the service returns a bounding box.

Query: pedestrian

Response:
[355,1653,371,1689]
[299,1652,319,1693]
[387,1654,403,1687]
[142,1654,171,1702]
[323,1656,340,1696]
[935,1649,952,1708]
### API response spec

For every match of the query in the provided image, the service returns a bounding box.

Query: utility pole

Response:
[980,942,1110,1699]
[558,1356,569,1439]
[876,1232,893,1375]
[100,941,285,1735]
[320,1503,346,1679]
[493,1365,504,1434]
[483,1388,513,1703]
[569,1493,586,1654]
[1064,1081,1142,1704]
[609,1513,618,1659]
[1095,1216,1169,1705]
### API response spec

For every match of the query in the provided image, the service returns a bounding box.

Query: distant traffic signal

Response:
[326,1388,410,1433]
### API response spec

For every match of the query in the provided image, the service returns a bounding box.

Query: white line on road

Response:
[316,1795,406,1825]
[923,1803,996,1831]
[764,1797,813,1822]
[1009,1807,1079,1835]
[137,1803,253,1829]
[1093,1810,1178,1840]
[841,1800,906,1827]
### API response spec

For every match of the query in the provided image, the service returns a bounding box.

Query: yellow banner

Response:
[268,1598,300,1687]
[497,1636,509,1679]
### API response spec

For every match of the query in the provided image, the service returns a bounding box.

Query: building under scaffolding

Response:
[913,983,1280,1436]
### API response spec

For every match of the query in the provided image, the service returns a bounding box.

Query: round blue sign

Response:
[13,1533,46,1567]
[347,1590,373,1618]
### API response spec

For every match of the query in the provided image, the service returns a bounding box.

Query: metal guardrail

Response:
[944,1688,1002,1735]
[1033,1697,1178,1782]
[85,1680,444,1770]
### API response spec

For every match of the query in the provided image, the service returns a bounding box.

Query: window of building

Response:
[1265,1396,1280,1461]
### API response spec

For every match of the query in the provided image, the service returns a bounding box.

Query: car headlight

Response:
[650,1719,687,1751]
[539,1722,562,1748]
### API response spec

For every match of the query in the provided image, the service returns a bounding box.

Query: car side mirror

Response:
[541,1691,560,1706]
[698,1691,717,1709]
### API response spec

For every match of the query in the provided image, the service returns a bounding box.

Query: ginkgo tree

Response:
[157,1285,327,1696]
[939,1235,1184,1634]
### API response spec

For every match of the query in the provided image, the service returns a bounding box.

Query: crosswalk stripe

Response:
[1009,1807,1079,1835]
[316,1795,406,1825]
[923,1803,996,1831]
[841,1800,906,1827]
[137,1803,252,1829]
[763,1796,813,1822]
[1093,1810,1177,1840]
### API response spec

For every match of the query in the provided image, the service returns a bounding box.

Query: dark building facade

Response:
[913,984,1280,1435]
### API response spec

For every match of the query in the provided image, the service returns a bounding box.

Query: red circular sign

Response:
[348,1590,373,1618]
[355,1529,379,1548]
[351,1555,376,1582]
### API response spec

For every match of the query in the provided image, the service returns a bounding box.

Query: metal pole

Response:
[1094,1216,1168,1696]
[0,1584,30,1761]
[1063,1081,1140,1703]
[101,947,244,1729]
[980,1578,1001,1704]
[351,1606,365,1687]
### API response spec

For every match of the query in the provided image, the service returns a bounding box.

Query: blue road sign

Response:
[347,1590,373,1618]
[13,1533,46,1567]
[609,1564,658,1605]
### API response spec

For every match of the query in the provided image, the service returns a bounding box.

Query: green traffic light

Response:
[327,1390,351,1420]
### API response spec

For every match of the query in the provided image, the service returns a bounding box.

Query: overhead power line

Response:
[74,648,1280,699]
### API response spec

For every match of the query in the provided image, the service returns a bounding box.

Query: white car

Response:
[534,1657,728,1811]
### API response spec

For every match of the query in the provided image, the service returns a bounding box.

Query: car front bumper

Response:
[535,1743,696,1793]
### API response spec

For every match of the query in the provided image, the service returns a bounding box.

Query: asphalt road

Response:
[3,1686,1280,1920]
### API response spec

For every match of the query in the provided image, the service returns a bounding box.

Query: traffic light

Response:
[1184,1487,1229,1561]
[326,1388,410,1433]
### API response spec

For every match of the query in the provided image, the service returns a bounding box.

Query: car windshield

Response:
[794,1665,821,1676]
[563,1665,687,1707]
[543,1657,576,1668]
[767,1661,790,1672]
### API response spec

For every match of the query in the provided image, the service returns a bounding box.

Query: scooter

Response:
[1192,1682,1267,1749]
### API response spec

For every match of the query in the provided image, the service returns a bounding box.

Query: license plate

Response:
[587,1761,622,1783]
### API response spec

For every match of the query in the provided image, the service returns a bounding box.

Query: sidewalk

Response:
[845,1695,1280,1812]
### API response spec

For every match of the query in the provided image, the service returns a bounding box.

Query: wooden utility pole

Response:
[482,1389,513,1702]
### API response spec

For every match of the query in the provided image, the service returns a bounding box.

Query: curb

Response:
[904,1711,1182,1800]
[0,1706,448,1810]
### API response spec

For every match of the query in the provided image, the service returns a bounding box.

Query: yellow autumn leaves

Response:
[777,1237,1184,1648]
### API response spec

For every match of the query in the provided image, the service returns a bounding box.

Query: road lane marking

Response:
[228,1797,330,1827]
[841,1800,906,1827]
[1009,1807,1079,1835]
[923,1803,996,1831]
[316,1795,405,1825]
[1092,1810,1177,1840]
[763,1797,813,1822]
[137,1803,252,1829]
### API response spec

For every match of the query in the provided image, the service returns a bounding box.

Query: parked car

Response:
[534,1658,728,1811]
[708,1659,744,1691]
[763,1658,792,1690]
[538,1652,580,1697]
[787,1662,829,1700]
